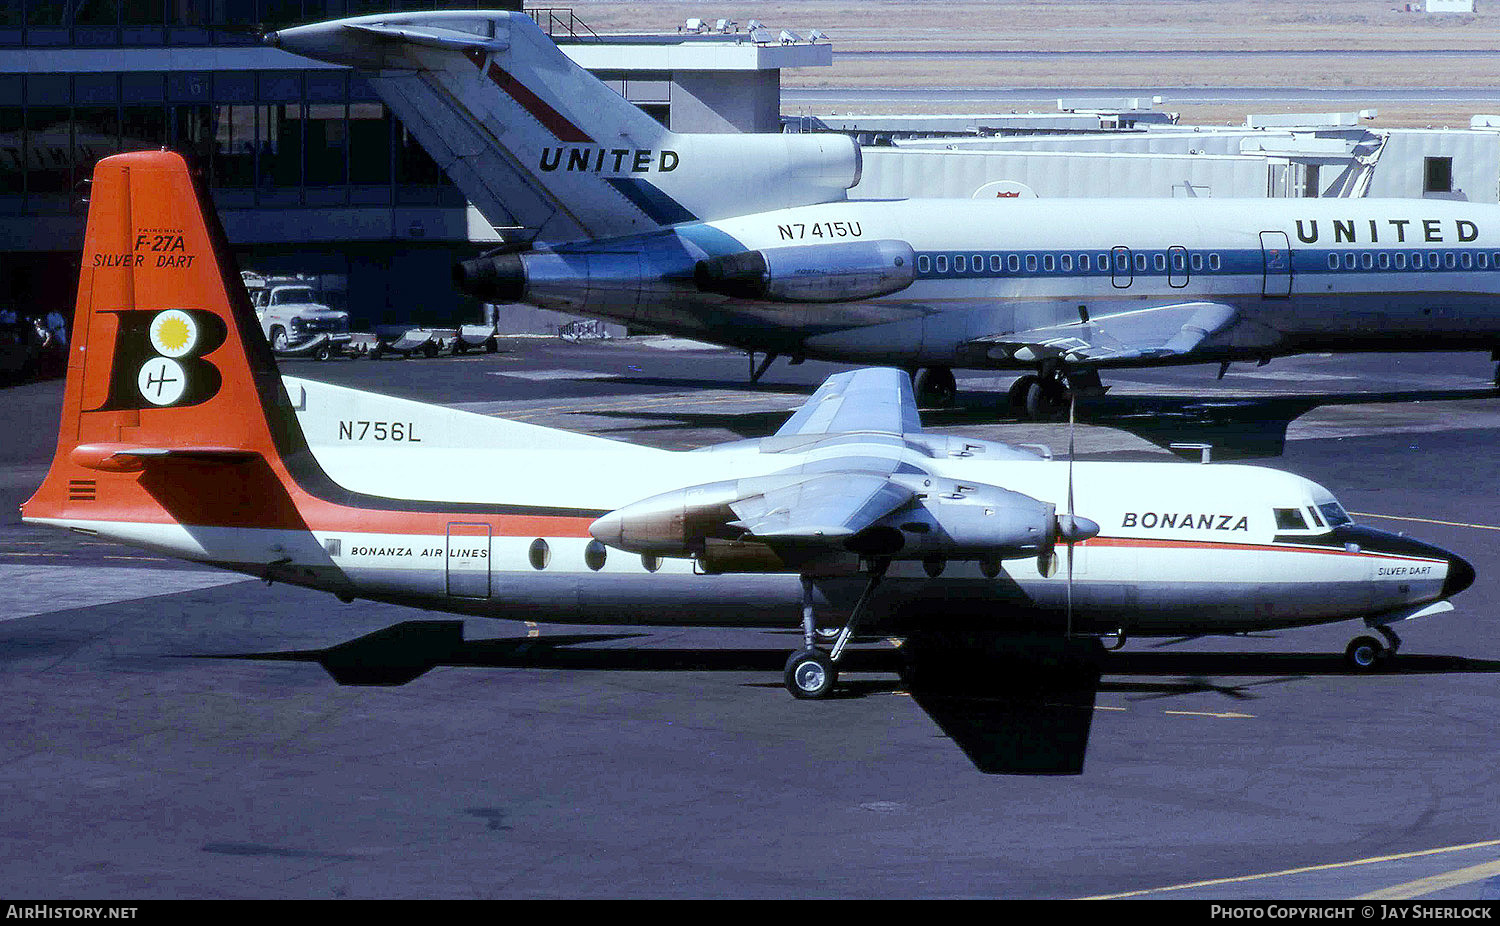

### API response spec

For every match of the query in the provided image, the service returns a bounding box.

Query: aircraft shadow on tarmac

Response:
[578,381,1499,458]
[199,621,1500,776]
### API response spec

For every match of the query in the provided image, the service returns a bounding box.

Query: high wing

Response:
[773,367,923,438]
[592,366,1092,571]
[728,473,914,541]
[969,301,1245,365]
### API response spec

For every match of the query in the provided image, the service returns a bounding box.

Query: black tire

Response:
[1023,379,1069,421]
[422,342,438,358]
[913,366,957,408]
[485,337,499,353]
[313,345,331,361]
[453,340,468,354]
[784,649,837,699]
[1007,375,1037,409]
[1345,635,1388,672]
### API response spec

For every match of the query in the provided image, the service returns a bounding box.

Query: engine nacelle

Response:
[589,480,742,556]
[849,483,1056,561]
[694,240,916,303]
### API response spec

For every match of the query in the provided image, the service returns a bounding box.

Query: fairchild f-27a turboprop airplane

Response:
[269,11,1500,418]
[22,151,1476,697]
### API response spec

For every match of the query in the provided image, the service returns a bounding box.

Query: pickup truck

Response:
[252,280,352,359]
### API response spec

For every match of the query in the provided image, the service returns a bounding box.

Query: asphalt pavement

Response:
[4,339,1500,899]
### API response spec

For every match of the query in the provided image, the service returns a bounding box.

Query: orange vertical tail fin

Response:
[22,150,305,527]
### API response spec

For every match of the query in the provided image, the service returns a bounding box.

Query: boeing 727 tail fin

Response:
[268,11,862,243]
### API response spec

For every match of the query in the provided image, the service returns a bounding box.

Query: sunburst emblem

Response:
[149,309,198,358]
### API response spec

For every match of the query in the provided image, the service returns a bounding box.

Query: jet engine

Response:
[693,240,916,303]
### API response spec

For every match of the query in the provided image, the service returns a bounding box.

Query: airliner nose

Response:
[1443,551,1476,599]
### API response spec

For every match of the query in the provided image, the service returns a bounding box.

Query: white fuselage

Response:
[26,376,1463,637]
[525,197,1500,367]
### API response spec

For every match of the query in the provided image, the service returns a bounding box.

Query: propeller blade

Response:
[1066,392,1075,637]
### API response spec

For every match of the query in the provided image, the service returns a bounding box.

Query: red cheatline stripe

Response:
[485,62,594,143]
[1088,536,1445,563]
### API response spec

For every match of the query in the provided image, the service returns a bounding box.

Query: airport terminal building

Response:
[0,2,829,325]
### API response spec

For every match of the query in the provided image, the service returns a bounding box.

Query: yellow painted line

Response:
[1351,512,1500,533]
[1355,857,1500,900]
[1163,709,1254,719]
[1081,836,1500,900]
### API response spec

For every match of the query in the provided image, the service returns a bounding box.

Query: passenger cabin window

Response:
[1274,508,1310,530]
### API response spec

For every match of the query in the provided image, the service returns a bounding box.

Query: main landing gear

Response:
[1007,368,1104,421]
[909,366,957,408]
[1344,624,1402,672]
[784,560,890,699]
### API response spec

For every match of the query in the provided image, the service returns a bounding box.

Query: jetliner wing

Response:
[971,301,1239,365]
[728,472,914,541]
[774,367,923,438]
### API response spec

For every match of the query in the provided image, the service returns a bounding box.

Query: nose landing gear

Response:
[1344,625,1401,672]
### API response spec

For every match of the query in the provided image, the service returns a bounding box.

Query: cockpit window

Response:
[1307,506,1324,527]
[1318,502,1352,527]
[1274,508,1309,530]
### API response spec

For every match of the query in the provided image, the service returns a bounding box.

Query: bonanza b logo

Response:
[92,308,226,411]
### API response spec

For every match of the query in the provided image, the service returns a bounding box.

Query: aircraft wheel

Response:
[1008,375,1037,410]
[1023,379,1069,421]
[485,337,499,353]
[784,648,837,699]
[422,342,439,358]
[913,366,957,408]
[1344,635,1390,672]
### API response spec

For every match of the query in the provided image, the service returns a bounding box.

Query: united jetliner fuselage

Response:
[508,196,1500,367]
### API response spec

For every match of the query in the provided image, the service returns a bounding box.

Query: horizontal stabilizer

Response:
[344,21,510,52]
[972,301,1240,365]
[69,444,260,473]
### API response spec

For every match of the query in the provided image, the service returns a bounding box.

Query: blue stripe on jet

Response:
[911,247,1500,280]
[603,177,698,226]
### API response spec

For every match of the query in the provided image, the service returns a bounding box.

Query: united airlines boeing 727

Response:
[270,11,1500,417]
